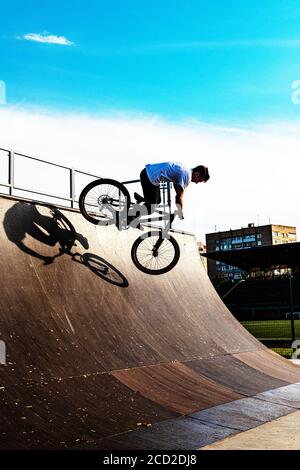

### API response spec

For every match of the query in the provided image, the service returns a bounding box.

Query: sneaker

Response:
[134,192,144,203]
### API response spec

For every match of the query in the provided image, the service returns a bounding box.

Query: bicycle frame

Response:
[127,202,175,238]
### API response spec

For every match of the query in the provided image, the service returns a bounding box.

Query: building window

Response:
[220,244,231,250]
[232,237,243,244]
[243,235,256,242]
[233,244,243,250]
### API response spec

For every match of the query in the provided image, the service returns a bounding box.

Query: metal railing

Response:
[0,147,102,208]
[0,147,172,214]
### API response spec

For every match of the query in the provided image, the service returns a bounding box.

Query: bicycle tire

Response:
[131,230,180,275]
[79,178,131,226]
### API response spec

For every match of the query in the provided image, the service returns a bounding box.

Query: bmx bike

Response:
[79,178,180,275]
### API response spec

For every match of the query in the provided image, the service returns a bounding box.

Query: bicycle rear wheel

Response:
[131,230,180,275]
[79,178,131,225]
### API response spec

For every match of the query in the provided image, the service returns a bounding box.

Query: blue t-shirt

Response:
[145,162,191,189]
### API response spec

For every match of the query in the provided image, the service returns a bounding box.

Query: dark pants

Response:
[140,168,161,214]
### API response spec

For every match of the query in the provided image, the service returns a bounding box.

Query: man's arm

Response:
[173,183,184,219]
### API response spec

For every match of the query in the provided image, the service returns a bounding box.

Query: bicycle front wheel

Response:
[131,231,180,275]
[79,178,131,225]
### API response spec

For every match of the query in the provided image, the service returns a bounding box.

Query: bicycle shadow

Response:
[3,202,128,288]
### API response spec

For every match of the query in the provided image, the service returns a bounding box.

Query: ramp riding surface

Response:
[0,196,300,449]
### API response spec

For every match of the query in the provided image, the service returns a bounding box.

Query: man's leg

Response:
[140,168,161,214]
[127,169,161,227]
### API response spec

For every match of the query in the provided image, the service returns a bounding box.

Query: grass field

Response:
[240,320,300,358]
[270,348,294,359]
[241,320,300,341]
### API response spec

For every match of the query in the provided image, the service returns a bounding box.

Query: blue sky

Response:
[2,1,300,240]
[1,0,300,122]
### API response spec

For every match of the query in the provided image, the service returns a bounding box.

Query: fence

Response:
[0,147,102,208]
[221,276,300,357]
[0,147,172,210]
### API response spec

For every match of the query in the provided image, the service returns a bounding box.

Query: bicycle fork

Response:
[152,216,174,254]
[152,233,164,257]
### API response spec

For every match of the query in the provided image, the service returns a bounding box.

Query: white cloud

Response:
[21,33,74,46]
[0,106,300,243]
[122,39,300,55]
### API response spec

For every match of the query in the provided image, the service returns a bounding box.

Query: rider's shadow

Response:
[3,202,128,288]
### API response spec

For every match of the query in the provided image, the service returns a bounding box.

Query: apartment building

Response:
[206,223,297,280]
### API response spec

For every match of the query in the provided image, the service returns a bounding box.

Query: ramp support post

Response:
[289,275,296,342]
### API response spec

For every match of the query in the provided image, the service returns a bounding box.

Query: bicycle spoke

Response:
[135,236,176,271]
[83,182,127,221]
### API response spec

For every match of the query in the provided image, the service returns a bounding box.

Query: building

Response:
[205,223,297,280]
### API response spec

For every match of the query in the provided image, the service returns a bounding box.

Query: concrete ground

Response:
[202,360,300,450]
[201,410,300,450]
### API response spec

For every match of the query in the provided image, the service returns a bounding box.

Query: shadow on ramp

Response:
[3,202,128,288]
